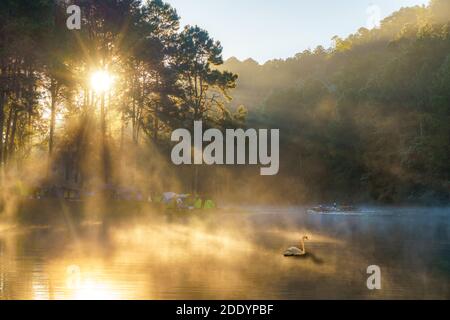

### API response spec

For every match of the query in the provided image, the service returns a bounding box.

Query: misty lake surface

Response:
[1,206,449,299]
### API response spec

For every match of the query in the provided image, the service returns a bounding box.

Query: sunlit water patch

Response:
[0,207,449,299]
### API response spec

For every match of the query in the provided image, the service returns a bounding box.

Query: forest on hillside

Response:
[0,0,449,205]
[223,0,450,204]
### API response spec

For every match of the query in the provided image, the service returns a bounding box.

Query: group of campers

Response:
[157,192,216,212]
[11,181,217,213]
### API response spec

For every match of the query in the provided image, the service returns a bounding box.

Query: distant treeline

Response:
[222,0,450,204]
[0,0,448,205]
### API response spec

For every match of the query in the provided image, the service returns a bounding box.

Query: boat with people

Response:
[307,203,359,215]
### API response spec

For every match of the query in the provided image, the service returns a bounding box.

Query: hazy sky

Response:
[167,0,430,63]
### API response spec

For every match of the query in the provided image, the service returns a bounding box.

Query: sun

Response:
[90,70,114,93]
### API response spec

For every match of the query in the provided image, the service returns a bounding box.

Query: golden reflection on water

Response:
[1,217,340,299]
[0,209,449,299]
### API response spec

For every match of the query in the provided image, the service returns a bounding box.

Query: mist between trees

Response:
[0,0,449,207]
[220,0,450,204]
[0,0,246,209]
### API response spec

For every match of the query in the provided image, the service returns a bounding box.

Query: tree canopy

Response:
[222,0,450,204]
[0,0,238,194]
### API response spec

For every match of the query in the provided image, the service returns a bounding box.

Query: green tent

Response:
[203,199,216,209]
[194,198,203,209]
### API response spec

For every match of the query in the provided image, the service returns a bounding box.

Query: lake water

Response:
[0,206,449,299]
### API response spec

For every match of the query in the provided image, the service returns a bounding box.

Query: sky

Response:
[167,0,430,63]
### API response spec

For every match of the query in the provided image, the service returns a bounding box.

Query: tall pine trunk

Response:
[3,106,13,164]
[8,109,18,161]
[49,78,57,156]
[0,91,5,166]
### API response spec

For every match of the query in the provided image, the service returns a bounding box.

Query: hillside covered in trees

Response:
[223,0,450,204]
[0,0,448,205]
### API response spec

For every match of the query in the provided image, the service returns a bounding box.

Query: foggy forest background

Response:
[0,0,449,206]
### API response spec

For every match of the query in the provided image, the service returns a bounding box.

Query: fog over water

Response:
[0,0,448,302]
[0,206,449,299]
